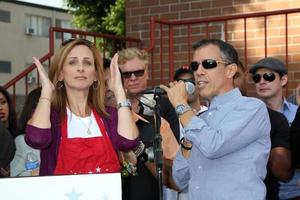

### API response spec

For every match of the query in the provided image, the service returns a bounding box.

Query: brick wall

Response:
[126,0,300,96]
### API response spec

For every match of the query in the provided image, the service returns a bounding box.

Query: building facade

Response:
[0,0,72,87]
[125,0,300,96]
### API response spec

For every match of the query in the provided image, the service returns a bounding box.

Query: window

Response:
[0,61,11,73]
[25,15,51,37]
[0,9,10,23]
[25,63,48,84]
[55,19,72,39]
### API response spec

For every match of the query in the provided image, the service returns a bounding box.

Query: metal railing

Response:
[4,27,142,107]
[145,8,300,96]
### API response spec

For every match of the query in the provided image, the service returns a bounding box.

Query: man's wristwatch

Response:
[180,137,193,150]
[175,104,192,115]
[117,99,131,109]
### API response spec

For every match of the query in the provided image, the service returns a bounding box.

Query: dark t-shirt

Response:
[139,95,180,142]
[122,115,162,200]
[290,105,300,168]
[265,108,290,200]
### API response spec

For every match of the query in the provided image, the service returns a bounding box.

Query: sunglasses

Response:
[176,78,195,85]
[121,69,145,79]
[60,38,94,47]
[190,59,229,71]
[252,72,276,83]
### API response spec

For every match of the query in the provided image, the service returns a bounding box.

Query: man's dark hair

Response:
[192,39,239,66]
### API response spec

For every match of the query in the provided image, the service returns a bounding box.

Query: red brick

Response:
[234,0,252,5]
[267,1,291,10]
[291,54,300,63]
[131,23,148,31]
[268,46,286,55]
[180,10,201,19]
[288,45,300,54]
[206,23,223,33]
[287,27,300,35]
[222,5,244,15]
[160,0,180,5]
[294,72,300,79]
[190,1,211,9]
[126,0,141,8]
[292,0,300,7]
[180,25,207,36]
[170,3,189,12]
[288,63,300,71]
[291,16,300,26]
[131,8,150,16]
[127,16,140,24]
[140,29,150,37]
[140,0,159,7]
[212,0,233,8]
[267,16,286,27]
[289,36,300,44]
[243,3,267,13]
[150,5,169,14]
[267,37,286,46]
[160,13,179,20]
[201,8,221,17]
[287,81,300,89]
[140,15,151,23]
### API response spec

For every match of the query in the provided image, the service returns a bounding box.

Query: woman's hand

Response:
[109,53,126,102]
[32,57,54,98]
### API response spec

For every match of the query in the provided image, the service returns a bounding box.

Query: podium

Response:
[0,173,122,200]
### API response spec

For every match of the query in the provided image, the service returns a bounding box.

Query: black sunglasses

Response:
[252,72,276,83]
[60,38,94,47]
[190,59,229,71]
[176,78,195,85]
[121,69,145,79]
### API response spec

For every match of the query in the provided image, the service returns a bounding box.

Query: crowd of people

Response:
[1,37,300,200]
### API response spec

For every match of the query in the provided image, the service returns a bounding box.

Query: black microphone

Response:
[143,87,166,95]
[142,82,195,95]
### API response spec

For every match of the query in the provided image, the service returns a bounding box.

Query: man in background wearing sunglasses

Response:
[250,57,300,200]
[117,48,179,141]
[161,39,271,199]
[235,60,292,200]
[117,48,180,200]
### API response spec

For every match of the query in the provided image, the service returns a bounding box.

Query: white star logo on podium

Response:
[65,187,83,200]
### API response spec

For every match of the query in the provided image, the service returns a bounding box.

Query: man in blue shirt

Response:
[161,39,271,199]
[250,57,300,199]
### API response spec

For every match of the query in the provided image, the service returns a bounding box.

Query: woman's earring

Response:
[93,80,99,89]
[56,80,64,89]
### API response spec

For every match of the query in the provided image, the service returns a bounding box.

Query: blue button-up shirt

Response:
[281,98,298,126]
[173,89,271,200]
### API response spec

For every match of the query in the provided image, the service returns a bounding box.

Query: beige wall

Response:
[0,1,72,94]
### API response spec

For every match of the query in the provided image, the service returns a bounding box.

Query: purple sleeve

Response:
[104,106,139,151]
[25,125,52,149]
[24,109,59,149]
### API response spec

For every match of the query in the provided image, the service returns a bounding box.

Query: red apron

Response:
[54,109,120,175]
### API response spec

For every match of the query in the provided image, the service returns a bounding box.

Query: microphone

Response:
[142,81,195,95]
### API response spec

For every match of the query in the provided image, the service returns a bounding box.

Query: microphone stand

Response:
[152,88,163,200]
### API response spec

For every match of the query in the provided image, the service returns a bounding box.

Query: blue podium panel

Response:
[0,173,121,200]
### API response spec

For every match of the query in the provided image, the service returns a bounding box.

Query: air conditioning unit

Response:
[27,76,36,84]
[25,27,35,35]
